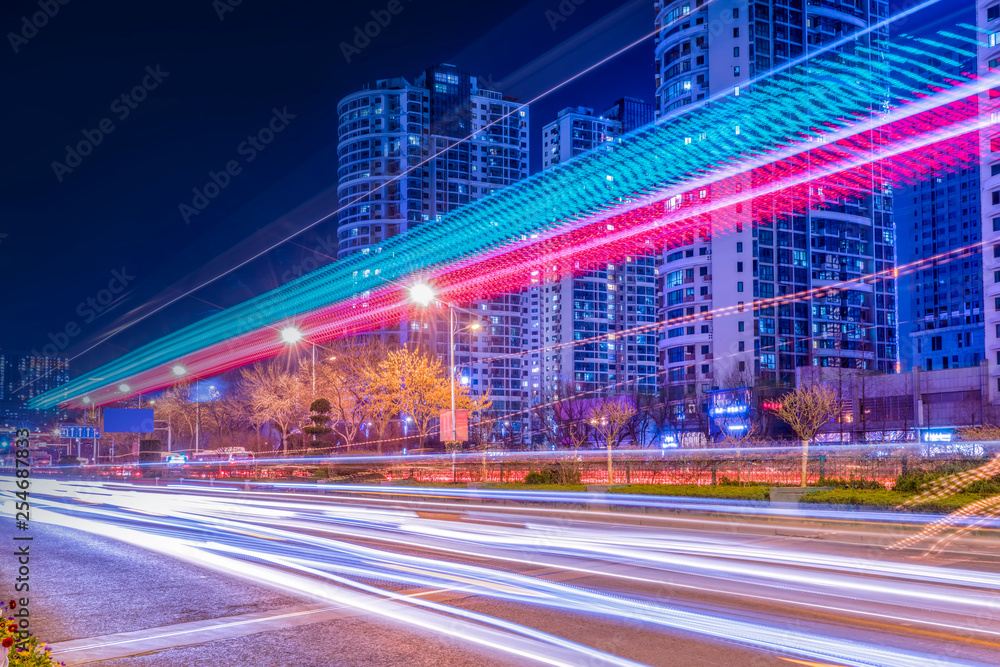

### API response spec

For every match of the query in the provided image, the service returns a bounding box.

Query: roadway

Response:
[4,478,1000,666]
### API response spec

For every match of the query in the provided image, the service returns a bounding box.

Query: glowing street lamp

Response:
[280,326,303,344]
[171,365,187,377]
[409,283,435,307]
[118,383,130,393]
[280,325,318,399]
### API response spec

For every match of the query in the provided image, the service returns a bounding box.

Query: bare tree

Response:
[240,361,308,455]
[623,391,658,448]
[155,385,195,447]
[589,397,637,483]
[550,382,597,450]
[776,384,838,486]
[317,336,390,447]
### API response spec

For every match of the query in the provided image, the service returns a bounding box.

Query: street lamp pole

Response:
[312,342,316,396]
[195,379,200,453]
[449,306,457,442]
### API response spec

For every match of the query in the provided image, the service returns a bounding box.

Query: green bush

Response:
[815,476,885,490]
[608,484,771,501]
[523,466,581,485]
[524,471,552,484]
[894,468,1000,494]
[964,477,1000,494]
[490,483,588,492]
[800,488,994,513]
[717,476,770,487]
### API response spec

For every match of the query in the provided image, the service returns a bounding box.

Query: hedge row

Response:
[799,489,995,513]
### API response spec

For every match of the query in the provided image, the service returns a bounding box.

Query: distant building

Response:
[541,98,653,170]
[0,352,71,427]
[798,364,992,444]
[539,100,659,401]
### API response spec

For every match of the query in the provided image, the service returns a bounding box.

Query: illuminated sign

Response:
[761,400,782,412]
[922,430,953,443]
[59,425,100,439]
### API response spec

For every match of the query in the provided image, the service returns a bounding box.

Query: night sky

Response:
[1,0,654,374]
[1,0,955,380]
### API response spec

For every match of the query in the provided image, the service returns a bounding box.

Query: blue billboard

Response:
[103,408,155,433]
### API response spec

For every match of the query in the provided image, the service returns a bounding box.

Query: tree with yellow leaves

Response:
[377,348,487,448]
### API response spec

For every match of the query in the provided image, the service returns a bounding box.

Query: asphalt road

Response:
[3,478,1000,666]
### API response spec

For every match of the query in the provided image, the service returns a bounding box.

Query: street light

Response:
[409,283,435,307]
[409,283,481,444]
[118,383,130,393]
[280,326,303,344]
[280,325,318,396]
[172,365,187,377]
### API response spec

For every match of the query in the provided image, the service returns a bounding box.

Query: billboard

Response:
[103,408,155,433]
[439,409,469,442]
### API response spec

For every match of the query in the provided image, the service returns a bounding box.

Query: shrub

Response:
[800,489,994,513]
[524,471,551,484]
[490,483,588,492]
[815,476,885,490]
[894,468,1000,494]
[523,466,581,485]
[717,476,770,487]
[608,484,771,501]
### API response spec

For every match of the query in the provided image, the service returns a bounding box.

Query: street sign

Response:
[59,426,100,439]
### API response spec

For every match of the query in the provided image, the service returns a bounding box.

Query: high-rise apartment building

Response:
[653,0,897,421]
[336,64,531,422]
[896,14,983,374]
[979,0,1000,401]
[541,98,653,170]
[538,100,659,400]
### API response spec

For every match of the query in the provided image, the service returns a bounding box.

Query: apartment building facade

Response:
[653,0,898,422]
[336,64,532,423]
[980,0,1000,402]
[538,100,659,401]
